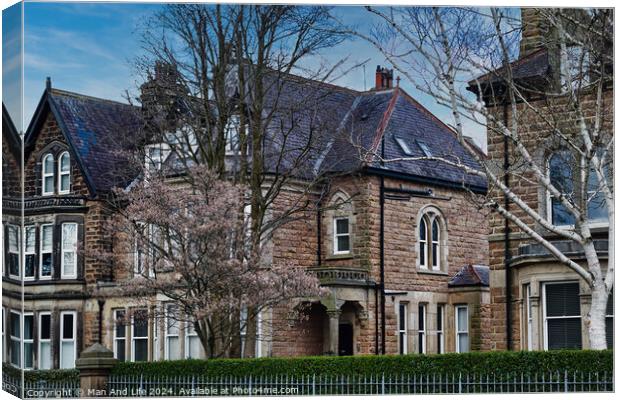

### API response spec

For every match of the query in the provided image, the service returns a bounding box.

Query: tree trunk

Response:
[587,280,608,350]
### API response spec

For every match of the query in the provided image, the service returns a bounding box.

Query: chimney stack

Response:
[375,65,394,90]
[519,8,548,58]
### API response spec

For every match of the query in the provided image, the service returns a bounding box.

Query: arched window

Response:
[418,210,444,271]
[58,151,71,193]
[42,153,54,195]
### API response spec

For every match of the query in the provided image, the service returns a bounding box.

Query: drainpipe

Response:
[503,94,513,351]
[379,131,386,355]
[317,203,322,267]
[98,299,106,344]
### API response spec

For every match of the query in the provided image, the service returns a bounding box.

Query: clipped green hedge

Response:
[111,350,612,378]
[2,363,79,383]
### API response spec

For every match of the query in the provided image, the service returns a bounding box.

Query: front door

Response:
[338,323,353,356]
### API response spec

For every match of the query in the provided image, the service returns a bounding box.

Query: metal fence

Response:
[1,373,80,398]
[107,371,613,396]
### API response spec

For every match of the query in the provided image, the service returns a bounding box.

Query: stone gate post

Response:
[75,343,118,397]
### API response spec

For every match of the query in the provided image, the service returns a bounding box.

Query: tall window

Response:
[114,310,126,362]
[42,153,54,195]
[525,284,534,350]
[23,313,34,369]
[39,313,52,369]
[606,292,613,349]
[418,304,426,354]
[455,305,469,353]
[436,305,445,354]
[61,223,78,279]
[165,305,180,360]
[256,312,263,358]
[398,303,408,355]
[153,316,160,361]
[544,282,582,350]
[9,311,20,367]
[58,151,71,193]
[239,307,248,358]
[185,322,200,359]
[40,224,54,279]
[60,311,76,368]
[24,226,36,280]
[418,211,443,270]
[333,217,351,255]
[131,309,149,361]
[225,115,240,155]
[8,224,19,278]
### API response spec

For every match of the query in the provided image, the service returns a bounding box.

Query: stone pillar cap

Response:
[75,343,118,370]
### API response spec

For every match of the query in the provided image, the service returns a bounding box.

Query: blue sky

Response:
[3,2,486,147]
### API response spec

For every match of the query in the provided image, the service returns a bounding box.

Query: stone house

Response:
[2,64,489,369]
[467,8,613,351]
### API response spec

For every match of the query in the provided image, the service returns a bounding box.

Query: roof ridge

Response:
[49,88,139,108]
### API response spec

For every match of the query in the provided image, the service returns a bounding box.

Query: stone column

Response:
[75,343,118,397]
[327,310,341,355]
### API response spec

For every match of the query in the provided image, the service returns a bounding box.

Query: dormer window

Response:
[42,153,54,195]
[58,151,71,193]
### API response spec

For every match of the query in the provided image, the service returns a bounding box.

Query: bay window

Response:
[60,311,76,368]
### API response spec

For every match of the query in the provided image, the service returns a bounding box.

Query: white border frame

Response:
[455,305,469,353]
[542,281,581,351]
[39,224,54,280]
[58,151,71,194]
[60,222,78,279]
[333,217,351,255]
[42,153,55,196]
[130,309,149,362]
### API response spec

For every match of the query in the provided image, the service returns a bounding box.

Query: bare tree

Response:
[347,7,613,349]
[106,4,357,356]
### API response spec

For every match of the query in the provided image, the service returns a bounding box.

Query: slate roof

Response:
[25,88,143,196]
[448,264,490,287]
[320,88,487,192]
[467,49,551,94]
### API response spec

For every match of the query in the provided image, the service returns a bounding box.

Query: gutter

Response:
[364,167,488,195]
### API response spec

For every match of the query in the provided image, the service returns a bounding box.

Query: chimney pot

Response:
[46,77,52,90]
[374,66,394,90]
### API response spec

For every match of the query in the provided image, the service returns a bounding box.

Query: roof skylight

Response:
[417,140,433,157]
[394,137,413,156]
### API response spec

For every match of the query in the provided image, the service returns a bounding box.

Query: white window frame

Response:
[455,305,469,353]
[525,284,533,351]
[333,217,351,255]
[59,311,77,369]
[38,312,52,370]
[165,304,180,360]
[437,304,445,354]
[9,310,21,368]
[430,219,440,271]
[23,312,34,370]
[61,222,78,279]
[113,309,126,361]
[39,224,54,280]
[8,224,20,279]
[398,303,408,355]
[418,304,426,354]
[153,315,160,361]
[24,226,36,281]
[542,281,581,351]
[58,151,71,194]
[255,311,263,358]
[419,217,428,269]
[184,321,200,360]
[42,153,55,195]
[131,309,149,362]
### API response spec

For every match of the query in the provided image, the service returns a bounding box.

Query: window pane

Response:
[547,318,582,350]
[116,339,126,362]
[44,176,54,193]
[62,314,74,339]
[458,333,469,352]
[134,339,148,361]
[437,306,443,330]
[115,311,126,337]
[63,252,76,276]
[337,236,350,252]
[457,307,467,331]
[11,339,20,366]
[41,254,53,277]
[399,304,406,330]
[60,174,70,191]
[545,283,580,317]
[418,306,425,329]
[336,218,349,234]
[60,153,70,172]
[187,336,201,359]
[432,220,439,241]
[60,342,75,368]
[10,313,20,337]
[24,343,34,369]
[419,242,425,266]
[39,342,52,369]
[419,219,426,240]
[24,315,33,340]
[62,224,77,250]
[40,315,51,340]
[432,244,438,267]
[8,225,18,252]
[549,151,576,225]
[134,311,148,338]
[25,256,35,278]
[167,337,180,360]
[41,225,53,251]
[552,199,576,226]
[44,155,54,172]
[605,317,613,349]
[25,227,35,252]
